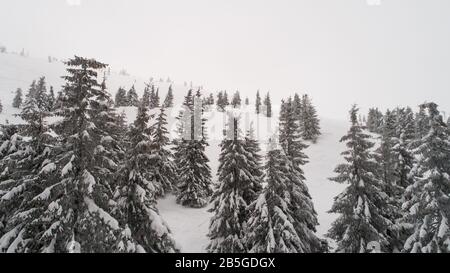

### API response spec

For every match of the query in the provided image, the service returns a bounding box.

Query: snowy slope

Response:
[0,52,350,253]
[0,53,194,125]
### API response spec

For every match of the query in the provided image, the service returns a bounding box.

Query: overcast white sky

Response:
[1,0,450,119]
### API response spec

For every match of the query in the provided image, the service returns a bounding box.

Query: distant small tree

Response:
[231,91,241,108]
[299,94,321,142]
[12,88,23,108]
[142,85,151,108]
[208,93,215,105]
[255,91,261,115]
[127,85,139,107]
[115,87,128,107]
[245,97,249,106]
[263,93,272,118]
[216,92,225,112]
[223,91,230,107]
[293,93,302,121]
[149,85,160,109]
[163,85,174,108]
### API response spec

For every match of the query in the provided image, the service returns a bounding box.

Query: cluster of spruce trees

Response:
[329,104,450,253]
[0,57,179,253]
[207,96,323,253]
[10,78,56,111]
[114,83,174,109]
[0,54,325,252]
[3,55,446,253]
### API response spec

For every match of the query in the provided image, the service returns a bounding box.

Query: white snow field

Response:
[0,52,349,253]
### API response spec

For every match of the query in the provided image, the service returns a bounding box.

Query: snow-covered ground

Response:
[0,52,350,253]
[0,53,194,125]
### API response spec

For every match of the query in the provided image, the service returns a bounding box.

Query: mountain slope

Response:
[0,52,349,253]
[0,53,193,124]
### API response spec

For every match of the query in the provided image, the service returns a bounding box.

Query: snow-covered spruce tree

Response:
[20,79,54,153]
[386,107,417,250]
[116,101,179,253]
[174,89,194,141]
[246,138,307,253]
[34,77,54,113]
[149,85,160,109]
[374,110,398,191]
[223,91,230,107]
[414,104,430,140]
[402,103,450,253]
[255,90,261,115]
[24,77,51,114]
[366,108,384,134]
[90,78,126,193]
[175,96,212,208]
[141,85,151,108]
[18,57,125,253]
[244,124,263,201]
[12,88,23,109]
[0,99,2,113]
[299,94,321,142]
[195,89,203,101]
[292,93,302,122]
[392,108,415,191]
[264,93,272,118]
[394,107,415,141]
[115,87,128,107]
[278,98,321,252]
[328,105,392,253]
[206,93,215,106]
[0,81,59,252]
[216,91,224,111]
[231,91,241,108]
[47,86,56,111]
[127,85,139,107]
[0,125,27,241]
[163,85,174,108]
[373,109,406,252]
[54,89,65,111]
[279,98,309,169]
[202,94,214,108]
[149,107,177,197]
[208,115,262,253]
